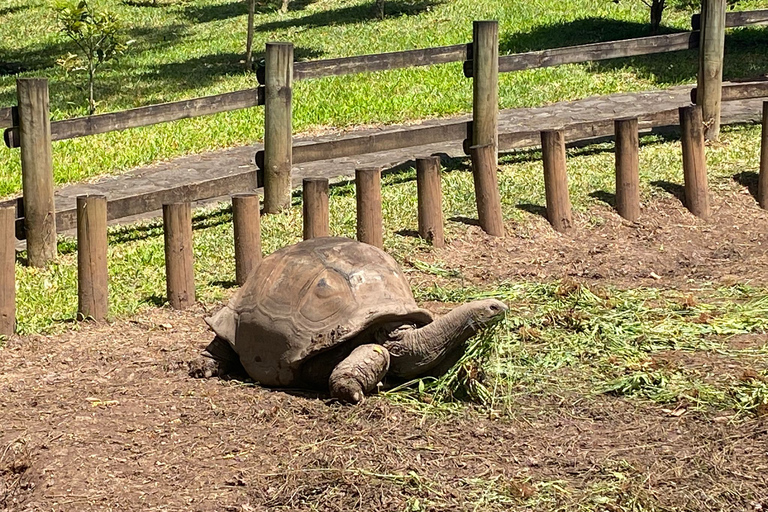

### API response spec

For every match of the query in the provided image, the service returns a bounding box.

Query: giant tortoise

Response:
[202,236,507,403]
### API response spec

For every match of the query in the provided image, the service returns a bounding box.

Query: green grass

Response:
[1,0,768,196]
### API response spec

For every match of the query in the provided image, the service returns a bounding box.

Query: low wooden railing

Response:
[3,8,768,265]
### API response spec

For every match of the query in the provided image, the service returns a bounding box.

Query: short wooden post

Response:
[17,78,56,267]
[263,42,293,213]
[232,193,262,286]
[416,156,445,247]
[614,118,641,222]
[541,130,573,232]
[355,167,383,248]
[303,178,330,240]
[76,195,108,321]
[472,20,499,161]
[679,105,711,219]
[758,101,768,209]
[0,207,15,336]
[469,145,504,237]
[696,0,726,141]
[163,202,195,309]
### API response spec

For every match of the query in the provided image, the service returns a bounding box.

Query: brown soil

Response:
[411,187,768,291]
[3,188,768,511]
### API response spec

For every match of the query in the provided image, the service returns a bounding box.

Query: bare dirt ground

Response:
[412,184,768,292]
[2,185,768,511]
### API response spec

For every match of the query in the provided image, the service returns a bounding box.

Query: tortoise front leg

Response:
[329,344,390,404]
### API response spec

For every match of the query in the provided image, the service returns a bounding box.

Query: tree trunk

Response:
[88,66,95,115]
[650,0,665,35]
[245,0,255,70]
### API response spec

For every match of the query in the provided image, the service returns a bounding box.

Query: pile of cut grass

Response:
[389,280,768,417]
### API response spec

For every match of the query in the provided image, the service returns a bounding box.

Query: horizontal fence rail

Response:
[291,44,471,81]
[0,107,14,130]
[1,169,257,240]
[4,87,264,148]
[692,8,768,30]
[691,79,768,103]
[255,121,470,168]
[465,31,699,77]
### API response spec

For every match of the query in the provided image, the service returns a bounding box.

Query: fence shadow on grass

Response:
[0,5,28,16]
[516,203,548,219]
[184,0,319,22]
[733,171,759,201]
[254,0,440,32]
[651,180,686,204]
[589,190,616,207]
[500,17,768,85]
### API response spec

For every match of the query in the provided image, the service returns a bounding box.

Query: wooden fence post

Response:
[232,193,262,286]
[356,167,383,248]
[163,202,195,309]
[679,105,710,219]
[469,144,504,236]
[416,156,445,247]
[472,20,499,161]
[17,78,56,267]
[0,207,14,336]
[541,130,573,232]
[697,0,726,141]
[758,101,768,209]
[77,195,108,321]
[614,117,641,221]
[303,177,330,240]
[263,42,293,213]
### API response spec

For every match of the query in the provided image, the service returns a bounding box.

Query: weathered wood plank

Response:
[691,80,768,103]
[255,121,470,168]
[692,8,768,30]
[465,32,699,77]
[291,44,470,82]
[5,88,265,148]
[497,108,680,151]
[0,107,15,130]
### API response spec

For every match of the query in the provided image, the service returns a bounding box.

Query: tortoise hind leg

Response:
[329,344,390,404]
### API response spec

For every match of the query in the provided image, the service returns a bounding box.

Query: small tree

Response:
[54,0,132,114]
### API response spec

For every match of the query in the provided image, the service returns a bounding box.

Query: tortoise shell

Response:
[206,237,433,386]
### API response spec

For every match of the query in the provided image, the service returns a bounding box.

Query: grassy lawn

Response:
[1,0,768,196]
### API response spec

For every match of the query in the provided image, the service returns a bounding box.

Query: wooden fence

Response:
[2,101,766,335]
[2,6,768,266]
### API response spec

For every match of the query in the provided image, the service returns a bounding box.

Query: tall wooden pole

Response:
[303,177,330,240]
[0,207,15,336]
[469,144,504,237]
[232,193,261,286]
[696,0,726,141]
[541,130,573,232]
[163,202,195,309]
[679,105,710,219]
[472,20,499,161]
[17,78,56,267]
[77,195,108,321]
[263,42,293,213]
[758,101,768,209]
[614,117,641,221]
[416,156,444,247]
[355,167,383,249]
